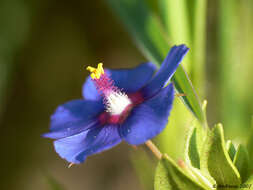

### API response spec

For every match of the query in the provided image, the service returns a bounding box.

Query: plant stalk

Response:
[145,140,162,160]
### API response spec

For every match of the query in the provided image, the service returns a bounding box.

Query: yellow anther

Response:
[86,63,104,79]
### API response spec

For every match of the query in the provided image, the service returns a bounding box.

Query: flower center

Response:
[87,63,132,116]
[105,91,132,115]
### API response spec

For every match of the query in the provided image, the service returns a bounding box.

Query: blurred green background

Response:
[0,0,252,190]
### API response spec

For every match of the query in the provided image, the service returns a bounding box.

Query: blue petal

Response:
[54,125,122,163]
[119,83,174,145]
[142,45,189,98]
[42,99,104,139]
[82,62,157,100]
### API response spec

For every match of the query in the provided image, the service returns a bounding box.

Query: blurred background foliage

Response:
[0,0,252,190]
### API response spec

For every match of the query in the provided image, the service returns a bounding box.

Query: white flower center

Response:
[105,91,132,115]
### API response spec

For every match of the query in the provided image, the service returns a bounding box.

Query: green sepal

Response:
[185,126,200,168]
[200,124,241,187]
[226,140,236,161]
[155,154,206,190]
[233,144,251,183]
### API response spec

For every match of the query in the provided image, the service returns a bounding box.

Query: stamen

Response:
[86,63,132,116]
[105,91,132,115]
[87,63,104,79]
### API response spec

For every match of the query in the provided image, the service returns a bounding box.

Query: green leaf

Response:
[191,0,207,96]
[185,100,209,168]
[107,0,170,65]
[233,144,251,183]
[159,0,191,44]
[106,0,204,123]
[219,0,253,139]
[226,140,236,161]
[155,154,206,190]
[155,159,179,190]
[185,123,215,189]
[172,66,204,123]
[189,167,216,189]
[158,0,207,96]
[158,0,192,72]
[185,126,200,168]
[200,124,241,187]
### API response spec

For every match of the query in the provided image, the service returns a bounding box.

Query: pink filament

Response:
[92,73,116,96]
[93,72,145,125]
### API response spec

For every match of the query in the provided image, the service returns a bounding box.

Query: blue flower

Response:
[43,45,189,164]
